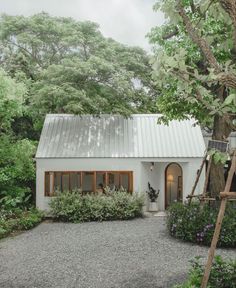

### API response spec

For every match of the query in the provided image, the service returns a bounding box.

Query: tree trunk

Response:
[209,115,231,198]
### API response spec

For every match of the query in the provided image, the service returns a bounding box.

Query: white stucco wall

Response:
[36,157,205,211]
[140,159,204,210]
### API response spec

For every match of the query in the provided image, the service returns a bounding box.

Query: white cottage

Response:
[35,114,206,211]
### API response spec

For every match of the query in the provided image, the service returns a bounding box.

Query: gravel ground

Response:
[0,217,235,288]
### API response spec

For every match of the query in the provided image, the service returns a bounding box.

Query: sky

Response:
[0,0,165,51]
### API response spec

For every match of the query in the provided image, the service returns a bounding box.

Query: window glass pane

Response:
[82,172,94,192]
[45,172,50,196]
[62,173,70,192]
[96,172,105,189]
[96,172,105,194]
[120,173,129,191]
[70,172,81,191]
[54,172,62,192]
[108,173,119,191]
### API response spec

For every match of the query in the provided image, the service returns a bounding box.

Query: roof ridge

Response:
[46,113,163,117]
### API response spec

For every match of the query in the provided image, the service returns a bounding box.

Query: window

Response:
[45,172,50,196]
[44,171,133,196]
[70,172,81,191]
[62,173,70,192]
[96,172,106,190]
[120,173,129,191]
[45,172,54,196]
[54,172,62,192]
[108,172,119,191]
[82,172,94,192]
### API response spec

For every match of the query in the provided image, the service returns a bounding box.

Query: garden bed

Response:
[0,208,44,239]
[167,202,236,248]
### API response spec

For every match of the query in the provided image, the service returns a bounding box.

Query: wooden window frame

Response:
[44,171,133,196]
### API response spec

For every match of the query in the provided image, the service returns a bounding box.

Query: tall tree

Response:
[149,0,236,197]
[0,13,158,136]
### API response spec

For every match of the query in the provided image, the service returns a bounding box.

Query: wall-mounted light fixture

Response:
[150,162,154,171]
[167,174,174,182]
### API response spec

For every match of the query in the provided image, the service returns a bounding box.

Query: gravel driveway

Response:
[0,217,235,288]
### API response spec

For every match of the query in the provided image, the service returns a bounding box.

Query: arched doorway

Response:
[165,163,183,208]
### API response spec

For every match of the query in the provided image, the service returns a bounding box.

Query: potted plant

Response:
[146,182,159,212]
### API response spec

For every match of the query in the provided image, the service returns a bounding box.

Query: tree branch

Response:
[189,0,196,13]
[171,69,234,120]
[176,0,236,89]
[6,40,43,68]
[162,27,179,40]
[176,0,221,73]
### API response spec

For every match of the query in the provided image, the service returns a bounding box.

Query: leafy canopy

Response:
[148,0,236,128]
[0,13,157,122]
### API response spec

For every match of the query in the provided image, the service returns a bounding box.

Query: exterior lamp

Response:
[150,162,154,171]
[167,174,174,182]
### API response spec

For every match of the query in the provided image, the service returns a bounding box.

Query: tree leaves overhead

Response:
[0,12,157,123]
[149,0,236,129]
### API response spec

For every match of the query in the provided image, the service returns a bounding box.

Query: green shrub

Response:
[0,187,32,210]
[50,191,144,222]
[174,256,236,288]
[0,136,36,210]
[0,208,43,239]
[167,202,236,248]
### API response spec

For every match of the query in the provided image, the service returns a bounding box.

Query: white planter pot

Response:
[149,202,158,212]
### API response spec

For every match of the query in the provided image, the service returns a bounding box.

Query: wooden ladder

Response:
[188,152,213,204]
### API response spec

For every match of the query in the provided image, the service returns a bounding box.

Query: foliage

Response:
[149,0,236,125]
[0,70,36,209]
[208,149,228,165]
[0,12,157,132]
[167,202,236,248]
[49,191,144,222]
[174,256,236,288]
[0,68,25,134]
[0,208,43,239]
[0,136,36,209]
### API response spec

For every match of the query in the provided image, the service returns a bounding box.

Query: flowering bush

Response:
[174,256,236,288]
[50,191,144,222]
[167,202,236,248]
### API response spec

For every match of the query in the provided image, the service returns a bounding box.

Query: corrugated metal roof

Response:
[36,114,206,158]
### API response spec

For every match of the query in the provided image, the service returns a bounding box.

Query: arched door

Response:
[165,163,183,208]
